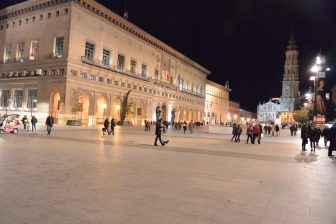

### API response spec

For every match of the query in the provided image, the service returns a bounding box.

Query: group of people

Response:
[21,115,38,132]
[262,124,280,136]
[301,122,335,156]
[289,124,298,136]
[174,121,194,134]
[102,118,116,135]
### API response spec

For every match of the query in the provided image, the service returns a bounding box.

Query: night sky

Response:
[1,0,336,112]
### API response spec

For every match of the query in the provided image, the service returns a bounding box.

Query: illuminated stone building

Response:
[0,0,210,125]
[204,80,230,124]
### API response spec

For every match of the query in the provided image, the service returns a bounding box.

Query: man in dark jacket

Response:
[328,123,336,157]
[31,115,37,132]
[45,114,54,135]
[103,118,110,135]
[154,118,169,147]
[301,123,309,151]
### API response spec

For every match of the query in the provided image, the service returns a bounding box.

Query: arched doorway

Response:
[96,96,108,124]
[112,98,121,121]
[51,92,60,124]
[78,95,90,124]
[161,104,167,121]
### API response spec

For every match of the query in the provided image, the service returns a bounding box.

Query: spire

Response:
[287,31,297,50]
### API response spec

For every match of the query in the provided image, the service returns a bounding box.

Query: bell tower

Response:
[280,32,300,112]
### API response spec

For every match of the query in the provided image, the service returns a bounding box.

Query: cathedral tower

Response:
[280,33,300,112]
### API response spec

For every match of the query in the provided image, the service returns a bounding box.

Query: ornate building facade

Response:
[0,0,212,125]
[280,33,300,112]
[205,80,230,124]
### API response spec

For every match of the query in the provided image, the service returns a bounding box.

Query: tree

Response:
[120,90,132,125]
[293,109,309,124]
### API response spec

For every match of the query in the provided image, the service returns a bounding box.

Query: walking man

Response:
[110,118,116,135]
[154,118,169,147]
[328,123,336,157]
[301,123,308,151]
[45,114,54,135]
[246,124,253,144]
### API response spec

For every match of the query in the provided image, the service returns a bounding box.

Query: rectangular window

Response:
[127,83,131,88]
[27,89,37,108]
[121,82,125,87]
[102,49,110,67]
[98,77,104,82]
[138,87,142,91]
[32,16,36,22]
[17,42,25,60]
[114,81,119,86]
[141,64,147,78]
[51,69,56,76]
[4,44,11,62]
[154,69,159,80]
[144,88,147,92]
[55,36,64,57]
[30,40,39,60]
[48,13,51,19]
[59,68,65,76]
[40,15,43,20]
[85,42,95,62]
[56,11,60,17]
[107,79,111,84]
[65,8,69,15]
[117,54,125,71]
[130,59,136,74]
[0,90,10,107]
[133,85,137,90]
[14,90,23,108]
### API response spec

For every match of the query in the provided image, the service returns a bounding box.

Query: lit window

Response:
[102,49,110,67]
[27,89,37,108]
[54,36,64,57]
[117,54,125,71]
[17,42,25,60]
[130,59,136,74]
[85,42,95,62]
[14,90,23,108]
[30,40,39,60]
[0,90,10,107]
[4,44,12,62]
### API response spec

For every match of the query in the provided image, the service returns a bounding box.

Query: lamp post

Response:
[30,99,37,117]
[310,54,329,118]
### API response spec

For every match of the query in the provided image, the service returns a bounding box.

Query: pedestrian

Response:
[103,118,110,135]
[308,124,316,152]
[293,124,298,136]
[328,123,336,157]
[322,127,330,147]
[109,118,116,135]
[154,118,169,147]
[144,119,148,131]
[301,123,309,151]
[275,124,280,136]
[258,123,263,144]
[188,120,194,134]
[182,121,187,134]
[236,124,242,143]
[45,114,54,135]
[246,124,253,144]
[21,115,29,130]
[231,123,238,142]
[290,124,294,136]
[252,124,260,144]
[31,115,37,132]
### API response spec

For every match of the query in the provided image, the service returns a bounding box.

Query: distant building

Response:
[257,101,280,124]
[229,100,240,123]
[205,80,230,124]
[239,108,256,123]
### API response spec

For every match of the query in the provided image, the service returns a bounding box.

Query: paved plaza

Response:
[0,125,335,224]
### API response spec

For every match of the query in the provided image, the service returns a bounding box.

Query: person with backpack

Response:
[31,115,37,132]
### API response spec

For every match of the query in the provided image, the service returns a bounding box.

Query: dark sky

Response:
[1,0,336,112]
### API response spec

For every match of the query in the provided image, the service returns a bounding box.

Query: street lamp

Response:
[31,99,37,117]
[310,53,328,117]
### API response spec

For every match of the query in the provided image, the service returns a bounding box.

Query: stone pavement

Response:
[0,125,335,224]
